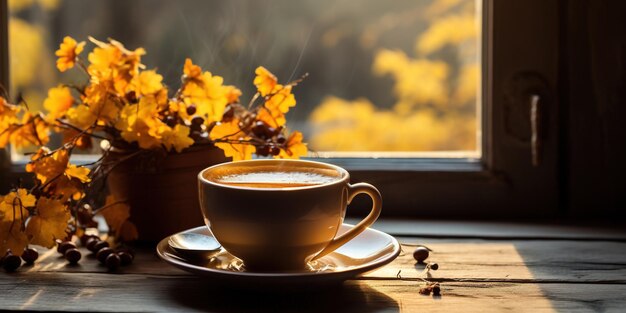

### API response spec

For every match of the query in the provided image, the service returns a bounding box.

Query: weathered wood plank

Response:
[367,239,626,283]
[3,237,625,312]
[1,272,625,312]
[14,239,626,284]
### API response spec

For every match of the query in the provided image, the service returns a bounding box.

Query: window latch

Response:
[530,94,541,167]
[504,71,550,167]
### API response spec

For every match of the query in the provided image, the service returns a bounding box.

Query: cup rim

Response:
[198,159,349,191]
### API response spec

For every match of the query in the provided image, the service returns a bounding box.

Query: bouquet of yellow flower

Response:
[0,36,307,262]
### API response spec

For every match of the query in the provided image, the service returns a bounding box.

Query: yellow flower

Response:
[0,188,35,222]
[181,71,228,124]
[131,70,165,96]
[183,58,202,80]
[26,197,70,248]
[257,86,296,128]
[253,66,279,96]
[43,86,74,121]
[162,124,194,153]
[224,85,242,104]
[55,36,85,72]
[77,83,121,126]
[210,119,254,161]
[115,96,168,149]
[87,37,146,94]
[277,131,308,159]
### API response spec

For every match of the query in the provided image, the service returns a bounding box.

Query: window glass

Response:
[8,0,480,158]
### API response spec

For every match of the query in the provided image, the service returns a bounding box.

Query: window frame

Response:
[0,0,561,219]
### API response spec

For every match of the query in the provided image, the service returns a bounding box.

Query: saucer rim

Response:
[156,223,400,278]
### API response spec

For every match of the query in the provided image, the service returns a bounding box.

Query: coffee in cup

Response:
[198,159,382,271]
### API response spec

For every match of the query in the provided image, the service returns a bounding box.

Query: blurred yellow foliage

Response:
[310,97,475,151]
[9,18,44,92]
[416,14,477,55]
[373,50,449,108]
[8,0,59,11]
[310,0,478,153]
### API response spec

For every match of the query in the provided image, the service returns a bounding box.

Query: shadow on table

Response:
[167,279,399,313]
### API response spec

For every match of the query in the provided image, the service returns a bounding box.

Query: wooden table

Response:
[2,220,626,312]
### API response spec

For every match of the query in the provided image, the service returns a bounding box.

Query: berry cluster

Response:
[1,248,38,272]
[1,234,135,273]
[82,235,134,270]
[251,121,286,156]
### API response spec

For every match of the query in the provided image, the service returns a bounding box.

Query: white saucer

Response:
[156,223,400,286]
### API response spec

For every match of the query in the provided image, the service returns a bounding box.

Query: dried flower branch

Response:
[0,36,308,262]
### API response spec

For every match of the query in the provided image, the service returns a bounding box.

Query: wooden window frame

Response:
[0,0,561,219]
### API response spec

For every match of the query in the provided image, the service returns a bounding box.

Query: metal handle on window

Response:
[530,94,540,167]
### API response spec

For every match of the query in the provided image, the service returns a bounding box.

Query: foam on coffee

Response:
[206,165,341,189]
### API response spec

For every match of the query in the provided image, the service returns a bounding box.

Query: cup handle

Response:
[311,183,382,261]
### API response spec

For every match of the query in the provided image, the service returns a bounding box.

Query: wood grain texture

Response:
[1,237,625,312]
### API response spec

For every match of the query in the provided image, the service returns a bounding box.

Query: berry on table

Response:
[3,251,21,272]
[92,240,110,253]
[57,241,77,255]
[105,253,121,270]
[413,247,429,263]
[96,247,115,264]
[21,248,39,265]
[118,252,134,266]
[64,248,82,265]
[86,237,99,252]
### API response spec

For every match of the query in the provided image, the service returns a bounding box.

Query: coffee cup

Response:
[198,159,382,271]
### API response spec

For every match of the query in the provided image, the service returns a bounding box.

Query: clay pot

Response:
[106,145,229,242]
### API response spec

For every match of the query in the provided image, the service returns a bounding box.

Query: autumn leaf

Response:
[0,188,35,222]
[277,131,308,159]
[210,119,254,161]
[266,86,296,113]
[253,66,280,97]
[26,197,70,248]
[65,164,91,183]
[0,220,29,256]
[26,147,68,184]
[55,36,85,72]
[98,195,130,238]
[9,113,50,149]
[54,177,84,202]
[162,124,194,153]
[256,105,285,128]
[257,86,296,128]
